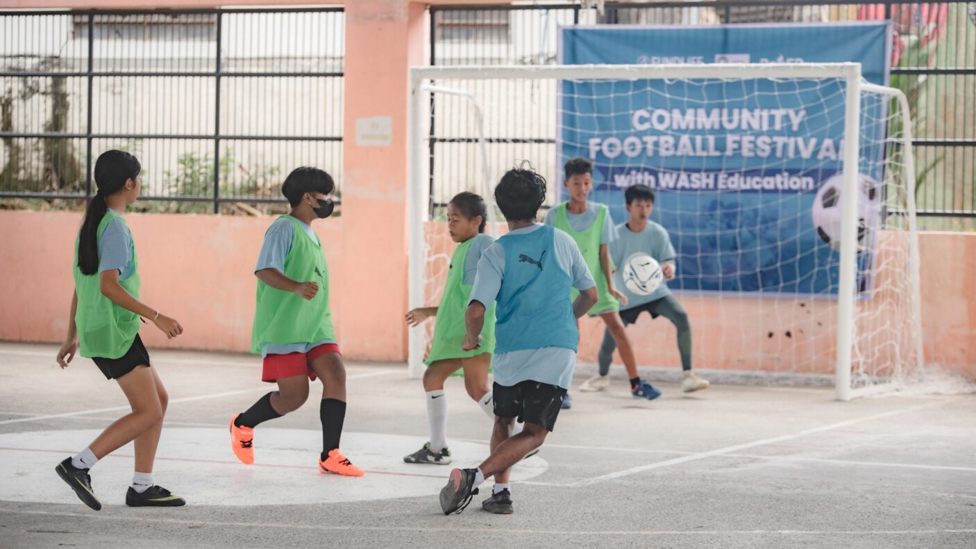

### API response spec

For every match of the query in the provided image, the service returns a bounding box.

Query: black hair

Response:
[563,157,593,180]
[77,150,141,275]
[449,191,488,233]
[281,166,335,207]
[495,166,546,222]
[624,184,655,205]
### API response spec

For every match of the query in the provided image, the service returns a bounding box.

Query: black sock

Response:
[629,377,641,390]
[236,392,282,428]
[320,398,347,460]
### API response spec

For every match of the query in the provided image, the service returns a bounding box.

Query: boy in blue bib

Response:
[438,167,597,516]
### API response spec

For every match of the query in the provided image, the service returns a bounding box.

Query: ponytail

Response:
[77,150,141,275]
[77,194,109,275]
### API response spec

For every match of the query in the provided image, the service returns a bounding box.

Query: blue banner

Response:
[559,23,891,294]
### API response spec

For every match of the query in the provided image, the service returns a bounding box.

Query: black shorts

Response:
[493,380,567,432]
[619,295,672,326]
[92,334,151,380]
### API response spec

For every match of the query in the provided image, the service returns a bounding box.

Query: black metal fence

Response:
[429,1,976,220]
[0,7,344,214]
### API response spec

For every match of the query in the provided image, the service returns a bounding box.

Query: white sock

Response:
[71,447,97,470]
[493,483,510,495]
[477,392,494,420]
[473,468,486,487]
[131,472,153,494]
[426,390,448,452]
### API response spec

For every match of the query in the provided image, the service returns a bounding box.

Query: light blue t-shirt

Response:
[463,233,494,286]
[97,210,135,280]
[255,216,319,273]
[469,224,595,389]
[255,216,334,356]
[612,221,677,308]
[543,202,615,245]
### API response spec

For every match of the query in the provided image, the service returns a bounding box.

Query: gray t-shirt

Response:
[98,210,135,280]
[469,224,595,389]
[462,233,494,286]
[611,221,677,308]
[543,202,615,245]
[255,216,319,273]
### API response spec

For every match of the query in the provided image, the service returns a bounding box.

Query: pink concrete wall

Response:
[0,210,344,352]
[3,210,971,378]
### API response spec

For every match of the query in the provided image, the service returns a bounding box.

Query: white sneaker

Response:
[579,375,610,392]
[681,372,709,393]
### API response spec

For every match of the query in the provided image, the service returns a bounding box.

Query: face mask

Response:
[313,198,335,218]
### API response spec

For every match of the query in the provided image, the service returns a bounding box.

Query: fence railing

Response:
[0,7,344,214]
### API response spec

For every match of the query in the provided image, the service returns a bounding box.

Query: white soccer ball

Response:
[811,173,882,251]
[622,253,664,296]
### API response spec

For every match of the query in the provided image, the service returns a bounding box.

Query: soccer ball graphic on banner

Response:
[622,253,664,296]
[811,173,882,252]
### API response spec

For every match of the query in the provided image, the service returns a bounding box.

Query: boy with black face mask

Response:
[228,167,364,478]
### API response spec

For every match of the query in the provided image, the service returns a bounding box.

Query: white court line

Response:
[0,370,393,426]
[40,415,972,476]
[2,509,974,536]
[727,453,976,474]
[572,402,944,487]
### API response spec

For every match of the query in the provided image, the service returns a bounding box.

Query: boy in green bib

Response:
[229,167,363,477]
[55,150,186,511]
[404,192,518,465]
[544,158,661,403]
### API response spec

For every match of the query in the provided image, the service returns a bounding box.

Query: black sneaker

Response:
[403,442,452,465]
[125,485,186,507]
[481,489,514,514]
[55,457,101,511]
[439,468,479,515]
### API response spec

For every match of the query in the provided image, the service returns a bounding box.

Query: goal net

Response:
[408,64,923,400]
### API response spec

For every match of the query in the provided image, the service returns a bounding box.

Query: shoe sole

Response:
[633,393,662,401]
[682,384,709,393]
[55,463,101,511]
[403,457,452,465]
[482,504,514,515]
[439,468,464,514]
[126,498,186,507]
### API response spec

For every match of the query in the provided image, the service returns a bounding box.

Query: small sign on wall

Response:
[355,116,393,147]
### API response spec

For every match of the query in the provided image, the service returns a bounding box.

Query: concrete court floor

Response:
[0,342,973,549]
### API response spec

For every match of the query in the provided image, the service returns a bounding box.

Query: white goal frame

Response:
[406,63,922,401]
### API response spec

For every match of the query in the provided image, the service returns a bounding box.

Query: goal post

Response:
[407,63,922,400]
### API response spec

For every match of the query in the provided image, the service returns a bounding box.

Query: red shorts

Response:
[261,343,341,383]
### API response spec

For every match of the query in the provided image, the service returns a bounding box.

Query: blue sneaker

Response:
[632,381,662,400]
[561,392,573,410]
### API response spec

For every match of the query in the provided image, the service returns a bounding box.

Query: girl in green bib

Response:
[55,150,186,511]
[403,192,502,465]
[229,167,363,477]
